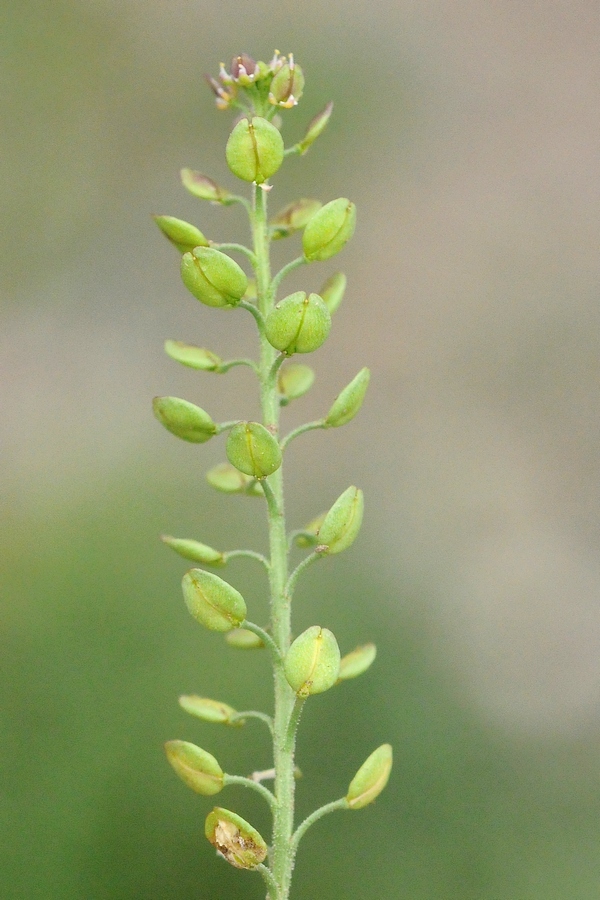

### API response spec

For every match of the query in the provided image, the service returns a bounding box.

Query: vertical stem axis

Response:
[252,184,296,899]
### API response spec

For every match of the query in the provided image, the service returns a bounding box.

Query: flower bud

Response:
[152,215,209,254]
[181,247,248,309]
[346,744,392,809]
[302,198,356,262]
[165,740,224,796]
[265,292,331,355]
[182,569,246,632]
[178,695,240,725]
[271,198,322,240]
[230,53,259,86]
[295,511,327,548]
[319,271,347,315]
[317,486,364,554]
[225,627,264,649]
[324,367,370,428]
[153,397,217,443]
[284,625,341,697]
[269,55,305,107]
[338,643,377,681]
[278,363,315,403]
[160,535,225,566]
[206,462,253,494]
[298,101,333,154]
[164,340,222,371]
[226,116,284,184]
[180,169,234,204]
[205,807,268,869]
[226,422,282,479]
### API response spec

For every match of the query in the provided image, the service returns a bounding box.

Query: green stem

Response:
[239,299,266,329]
[223,774,277,812]
[216,358,259,374]
[256,863,281,900]
[285,551,321,601]
[280,419,325,451]
[216,420,241,434]
[241,620,282,665]
[271,255,306,299]
[223,549,271,570]
[284,695,305,752]
[212,242,257,265]
[229,710,274,734]
[290,798,349,854]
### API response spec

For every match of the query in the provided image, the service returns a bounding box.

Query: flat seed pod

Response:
[302,198,356,261]
[153,215,209,253]
[153,397,216,443]
[226,422,282,478]
[181,247,248,308]
[178,695,240,725]
[205,807,268,869]
[346,744,393,809]
[225,117,284,184]
[160,535,225,566]
[164,340,222,371]
[317,486,364,554]
[338,643,377,681]
[182,568,246,632]
[325,368,370,428]
[165,740,224,795]
[265,291,331,355]
[284,625,341,697]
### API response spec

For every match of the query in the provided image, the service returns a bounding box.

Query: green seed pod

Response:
[165,740,224,796]
[278,363,315,403]
[152,397,217,443]
[298,101,333,154]
[180,169,234,204]
[346,744,393,809]
[153,215,209,254]
[265,292,331,355]
[317,486,364,554]
[160,535,225,566]
[205,807,268,869]
[164,340,222,371]
[338,643,377,681]
[225,116,284,184]
[178,695,240,725]
[225,627,264,649]
[325,367,370,428]
[284,625,341,697]
[295,510,327,548]
[302,198,356,262]
[271,198,322,240]
[226,422,282,479]
[181,247,248,308]
[182,569,246,632]
[319,271,347,315]
[269,57,305,108]
[206,462,253,494]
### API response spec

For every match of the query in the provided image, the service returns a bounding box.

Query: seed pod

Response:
[182,569,246,632]
[153,215,209,254]
[302,198,356,262]
[153,397,217,443]
[298,101,333,154]
[165,740,224,796]
[206,462,253,494]
[284,626,341,697]
[325,367,370,428]
[178,695,240,726]
[225,628,264,649]
[319,271,347,315]
[269,56,305,108]
[226,422,282,479]
[180,169,234,204]
[317,486,364,554]
[278,364,315,403]
[295,510,327,547]
[338,643,377,681]
[265,292,331,355]
[205,807,268,869]
[346,744,393,809]
[164,340,222,371]
[181,247,248,308]
[160,535,225,566]
[271,198,322,240]
[225,116,284,184]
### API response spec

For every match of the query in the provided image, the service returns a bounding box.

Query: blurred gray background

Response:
[2,1,600,898]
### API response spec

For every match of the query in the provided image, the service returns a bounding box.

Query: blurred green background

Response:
[3,1,600,897]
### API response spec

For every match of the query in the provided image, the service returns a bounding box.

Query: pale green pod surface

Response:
[178,695,240,725]
[302,198,356,262]
[160,535,225,566]
[295,510,327,548]
[153,215,209,254]
[346,744,393,809]
[225,116,284,184]
[338,643,377,681]
[225,628,264,649]
[271,198,322,239]
[269,60,305,107]
[298,100,333,154]
[164,340,222,371]
[317,486,364,554]
[153,397,217,443]
[319,271,347,315]
[180,168,234,203]
[165,740,224,796]
[205,807,268,869]
[278,363,315,402]
[182,569,246,632]
[226,422,282,479]
[206,462,253,494]
[265,292,331,355]
[181,247,248,308]
[284,625,341,697]
[325,367,370,428]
